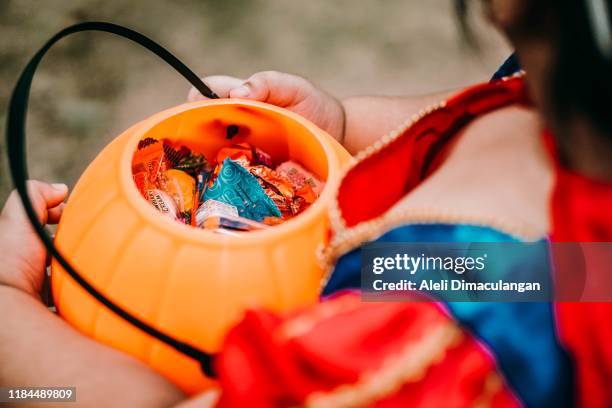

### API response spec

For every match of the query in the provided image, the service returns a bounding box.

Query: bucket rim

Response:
[118,98,342,247]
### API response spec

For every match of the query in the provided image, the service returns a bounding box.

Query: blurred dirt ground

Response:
[0,0,509,204]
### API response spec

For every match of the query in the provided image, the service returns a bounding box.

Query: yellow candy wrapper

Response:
[165,169,196,213]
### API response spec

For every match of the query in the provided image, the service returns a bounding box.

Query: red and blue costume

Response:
[214,75,612,407]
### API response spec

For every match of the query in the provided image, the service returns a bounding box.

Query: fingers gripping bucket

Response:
[7,22,350,394]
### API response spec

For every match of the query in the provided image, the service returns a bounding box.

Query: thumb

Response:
[188,75,244,101]
[1,181,68,224]
[172,390,220,408]
[228,71,312,107]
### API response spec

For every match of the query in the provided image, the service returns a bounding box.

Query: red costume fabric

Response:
[216,294,517,407]
[549,135,612,408]
[337,77,528,227]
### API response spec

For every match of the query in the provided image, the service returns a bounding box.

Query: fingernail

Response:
[51,183,68,192]
[231,83,251,98]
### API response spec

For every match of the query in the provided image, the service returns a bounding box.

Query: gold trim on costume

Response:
[328,100,448,236]
[304,323,462,408]
[320,73,539,289]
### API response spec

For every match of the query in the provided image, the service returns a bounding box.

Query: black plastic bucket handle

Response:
[6,21,218,377]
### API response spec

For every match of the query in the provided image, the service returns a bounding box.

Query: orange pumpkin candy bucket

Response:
[7,22,350,394]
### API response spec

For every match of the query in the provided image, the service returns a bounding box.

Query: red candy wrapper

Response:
[132,141,170,195]
[253,147,273,167]
[132,170,152,197]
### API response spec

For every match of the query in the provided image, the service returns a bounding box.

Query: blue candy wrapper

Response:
[202,158,281,221]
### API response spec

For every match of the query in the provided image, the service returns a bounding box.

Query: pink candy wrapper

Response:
[276,161,325,195]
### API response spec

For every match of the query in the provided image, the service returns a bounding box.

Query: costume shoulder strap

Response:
[335,75,529,229]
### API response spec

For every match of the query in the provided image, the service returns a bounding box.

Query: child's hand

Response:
[188,71,346,143]
[0,181,68,298]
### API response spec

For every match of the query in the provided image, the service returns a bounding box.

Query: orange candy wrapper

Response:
[132,140,170,195]
[216,143,253,167]
[216,143,273,169]
[165,169,196,213]
[262,216,284,226]
[132,170,152,197]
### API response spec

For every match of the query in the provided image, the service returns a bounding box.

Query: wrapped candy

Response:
[132,141,169,194]
[249,166,294,202]
[162,140,191,168]
[145,189,178,220]
[216,143,253,167]
[202,158,281,222]
[175,152,209,177]
[196,170,211,201]
[164,169,196,213]
[295,183,317,204]
[276,161,325,196]
[202,214,269,231]
[195,199,239,227]
[248,165,297,218]
[216,143,274,168]
[249,165,317,219]
[133,137,322,231]
[180,212,192,225]
[193,170,211,226]
[289,184,318,217]
[262,216,283,226]
[132,170,152,197]
[253,147,273,167]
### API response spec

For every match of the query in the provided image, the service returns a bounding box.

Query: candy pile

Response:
[132,138,324,234]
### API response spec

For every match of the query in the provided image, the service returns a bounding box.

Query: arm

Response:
[0,286,184,408]
[188,72,456,155]
[341,92,455,153]
[0,182,185,407]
